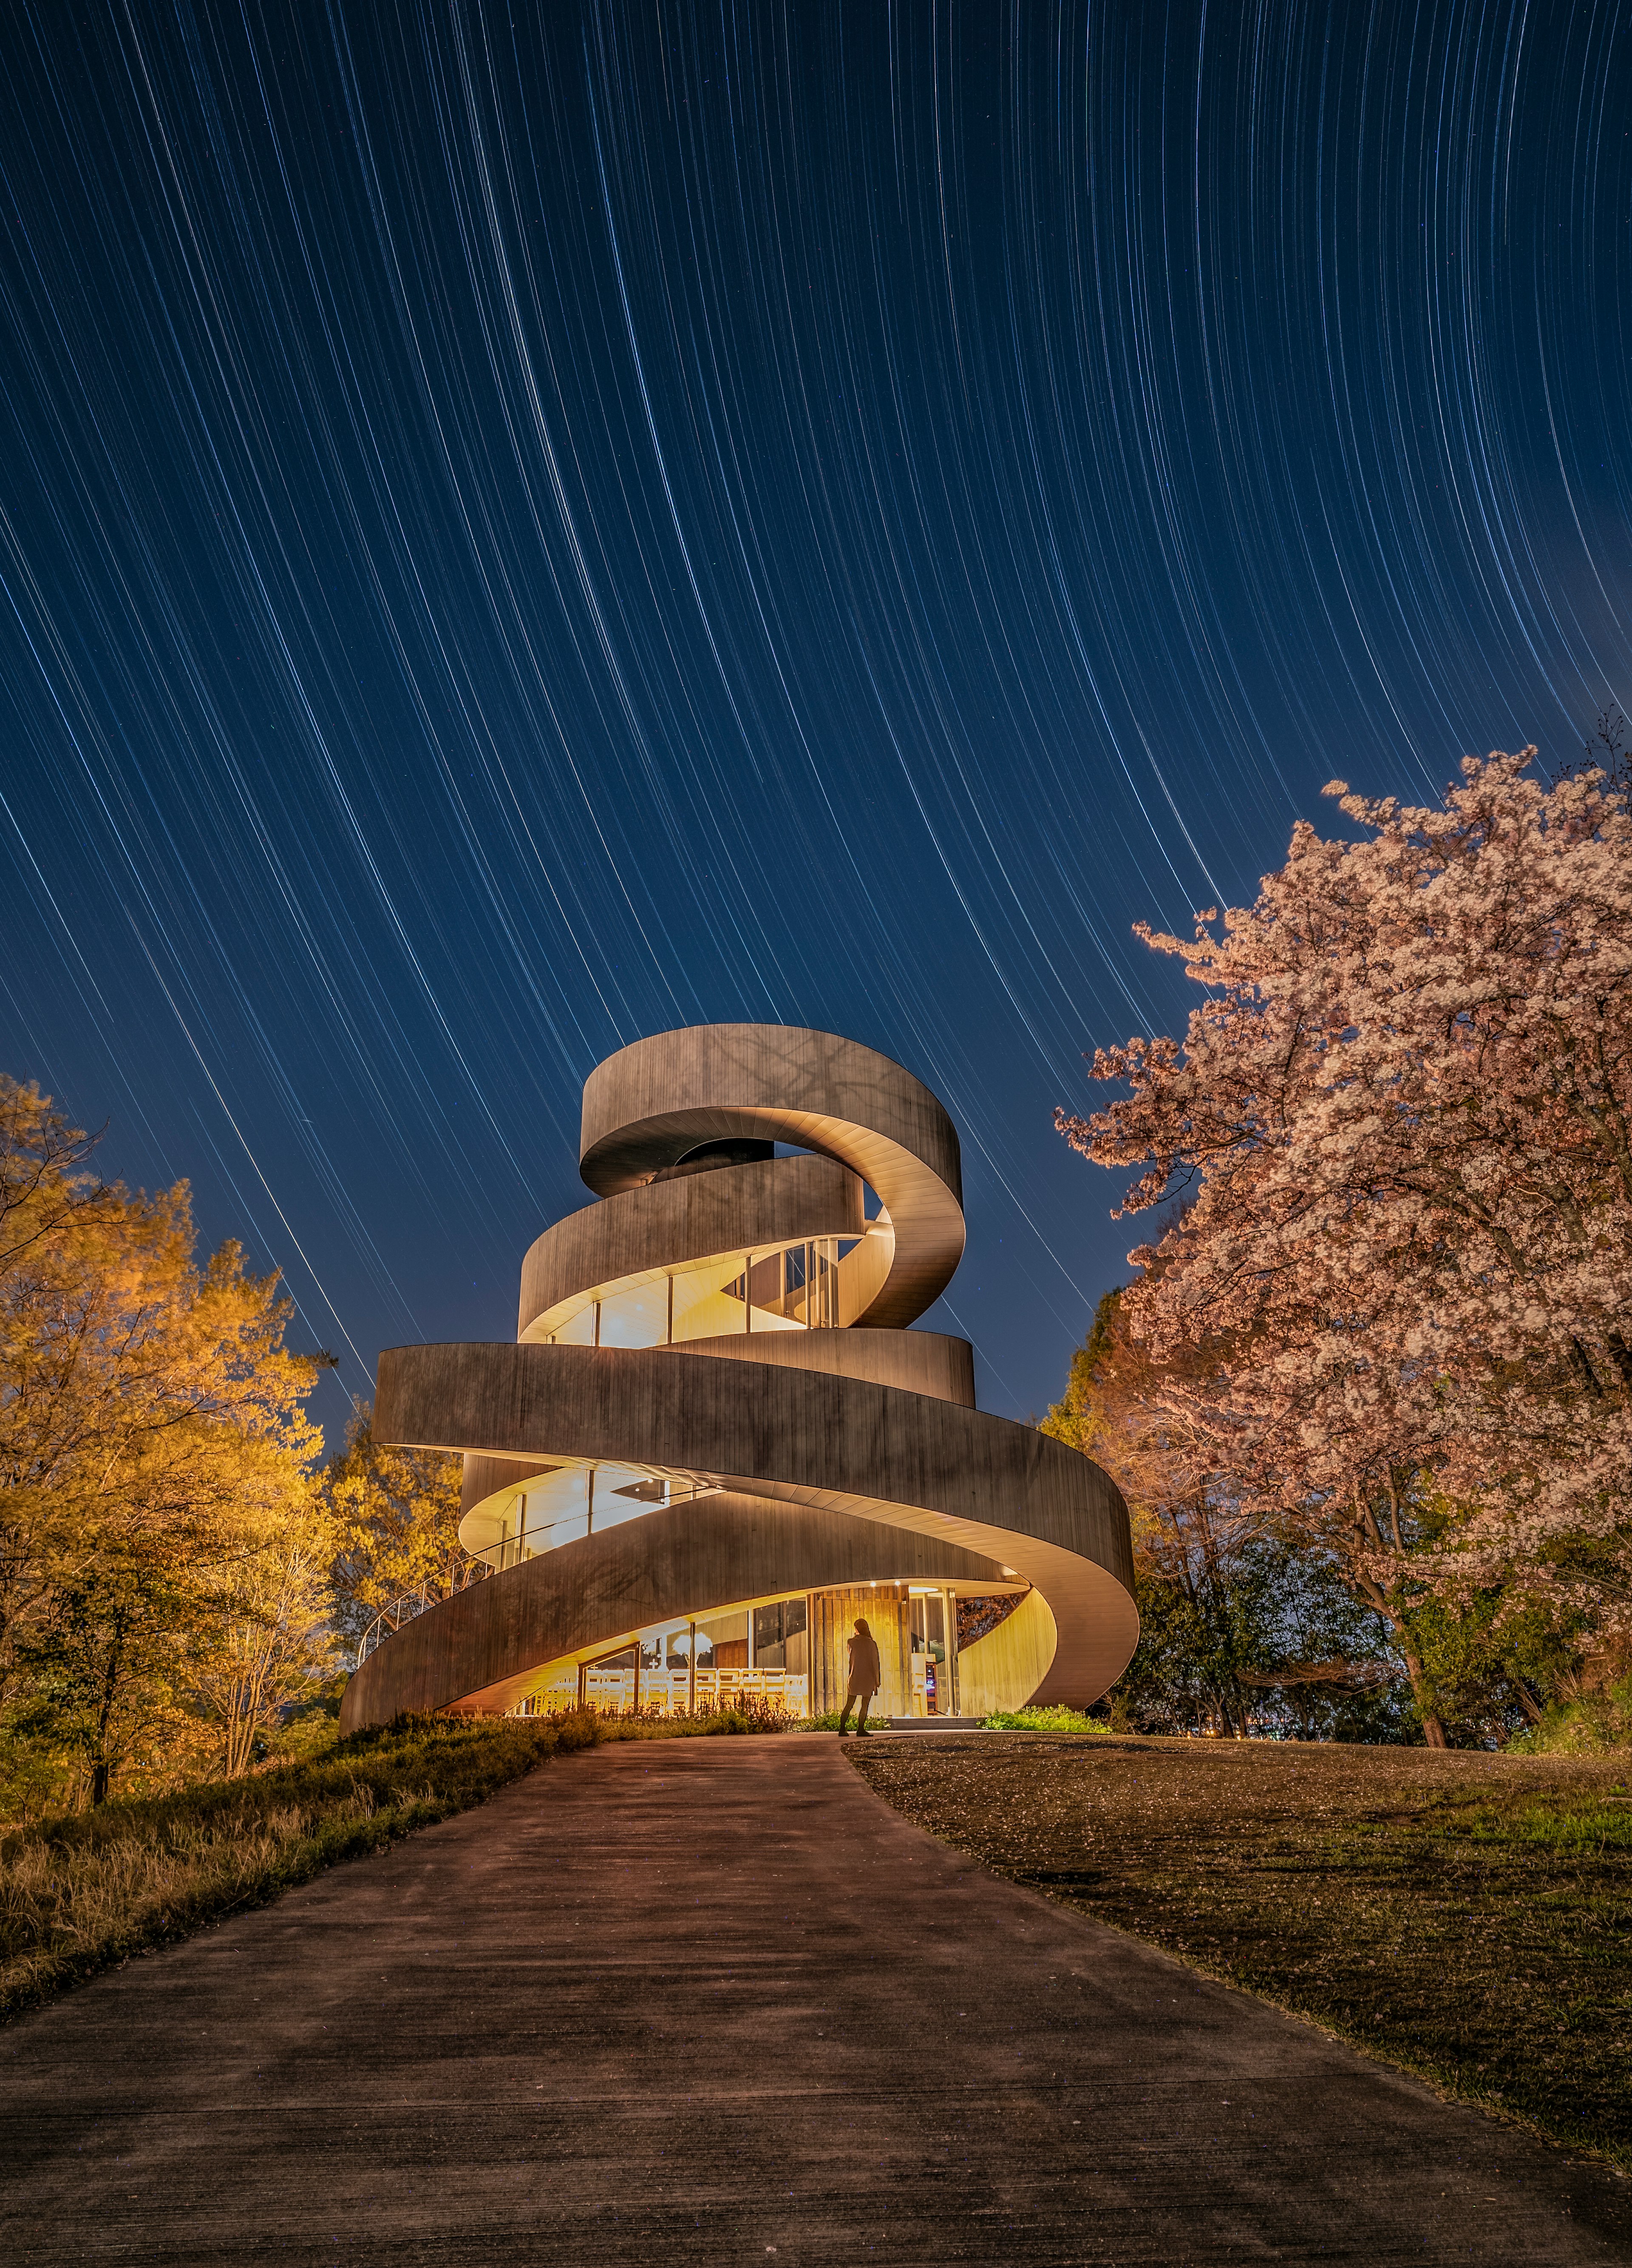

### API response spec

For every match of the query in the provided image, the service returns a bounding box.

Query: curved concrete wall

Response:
[348,1022,1139,1728]
[579,1025,964,1328]
[374,1340,1138,1707]
[669,1326,976,1407]
[459,1451,560,1523]
[454,1329,975,1546]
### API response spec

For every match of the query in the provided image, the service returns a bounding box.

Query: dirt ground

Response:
[850,1730,1632,2169]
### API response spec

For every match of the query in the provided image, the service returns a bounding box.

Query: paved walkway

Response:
[1,1736,1628,2265]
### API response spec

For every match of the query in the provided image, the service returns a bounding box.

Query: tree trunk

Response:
[91,1625,122,1806]
[1343,1563,1447,1745]
[1402,1648,1447,1746]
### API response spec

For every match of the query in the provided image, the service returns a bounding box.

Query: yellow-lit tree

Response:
[2,1077,322,1804]
[323,1402,465,1662]
[188,1514,338,1778]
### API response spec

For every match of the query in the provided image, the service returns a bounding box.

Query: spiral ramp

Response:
[340,1025,1138,1732]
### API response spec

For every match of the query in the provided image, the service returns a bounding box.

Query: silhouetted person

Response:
[837,1615,882,1736]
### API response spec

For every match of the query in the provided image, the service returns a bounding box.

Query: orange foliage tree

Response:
[323,1404,465,1663]
[1,1077,323,1805]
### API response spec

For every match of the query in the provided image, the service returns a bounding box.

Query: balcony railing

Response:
[356,1558,492,1666]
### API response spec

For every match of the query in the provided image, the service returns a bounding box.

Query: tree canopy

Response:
[1,1078,328,1808]
[1057,750,1632,1742]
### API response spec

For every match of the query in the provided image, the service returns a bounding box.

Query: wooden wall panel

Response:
[809,1584,915,1718]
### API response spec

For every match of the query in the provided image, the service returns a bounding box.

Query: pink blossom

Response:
[1060,752,1632,1633]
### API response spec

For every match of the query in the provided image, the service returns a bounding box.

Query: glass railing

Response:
[571,1665,812,1715]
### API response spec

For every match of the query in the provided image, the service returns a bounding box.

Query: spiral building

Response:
[340,1025,1138,1731]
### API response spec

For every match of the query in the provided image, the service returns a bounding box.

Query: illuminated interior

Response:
[451,1172,1014,1706]
[471,1214,895,1574]
[470,1197,898,1566]
[460,1461,722,1569]
[520,1229,886,1348]
[507,1582,971,1719]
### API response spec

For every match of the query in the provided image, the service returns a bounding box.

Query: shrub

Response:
[980,1704,1115,1734]
[1508,1676,1632,1755]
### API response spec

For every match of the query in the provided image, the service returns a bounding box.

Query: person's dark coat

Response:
[846,1626,883,1697]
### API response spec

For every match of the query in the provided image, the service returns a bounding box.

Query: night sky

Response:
[3,3,1628,1438]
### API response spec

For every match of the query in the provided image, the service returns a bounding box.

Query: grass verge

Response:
[850,1731,1632,2171]
[0,1701,786,2019]
[980,1704,1112,1733]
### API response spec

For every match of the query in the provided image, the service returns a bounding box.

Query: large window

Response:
[467,1465,720,1570]
[563,1596,813,1716]
[527,1235,860,1349]
[752,1596,808,1672]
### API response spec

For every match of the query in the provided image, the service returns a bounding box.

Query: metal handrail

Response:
[356,1557,492,1666]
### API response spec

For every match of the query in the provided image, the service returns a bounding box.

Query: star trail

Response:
[1,2,1628,1429]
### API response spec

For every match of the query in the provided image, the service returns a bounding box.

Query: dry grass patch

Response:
[1,1701,788,2016]
[850,1732,1632,2170]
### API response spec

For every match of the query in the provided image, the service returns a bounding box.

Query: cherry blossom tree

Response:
[1060,752,1632,1728]
[1044,1286,1408,1739]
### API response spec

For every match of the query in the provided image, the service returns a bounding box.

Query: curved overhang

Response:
[456,1329,976,1553]
[578,1025,964,1328]
[338,1493,1017,1730]
[460,1452,559,1522]
[350,1020,1139,1735]
[517,1153,864,1336]
[374,1339,1139,1706]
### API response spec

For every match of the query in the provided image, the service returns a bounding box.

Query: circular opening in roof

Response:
[649,1138,775,1185]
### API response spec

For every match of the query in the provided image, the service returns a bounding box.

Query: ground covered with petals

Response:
[853,1731,1632,2169]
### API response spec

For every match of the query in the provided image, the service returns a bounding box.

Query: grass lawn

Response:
[850,1730,1632,2171]
[0,1702,786,2019]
